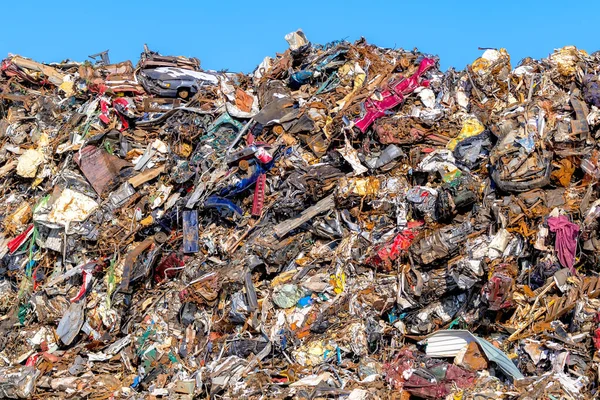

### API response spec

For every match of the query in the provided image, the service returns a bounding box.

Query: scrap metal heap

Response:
[1,31,600,399]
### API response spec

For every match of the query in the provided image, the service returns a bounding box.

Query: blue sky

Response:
[1,0,597,73]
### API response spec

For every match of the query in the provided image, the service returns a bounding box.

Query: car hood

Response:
[140,67,220,85]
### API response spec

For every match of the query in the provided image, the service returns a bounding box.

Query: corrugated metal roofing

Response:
[425,330,524,381]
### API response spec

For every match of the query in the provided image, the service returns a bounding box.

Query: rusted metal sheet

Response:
[74,145,131,195]
[119,237,155,292]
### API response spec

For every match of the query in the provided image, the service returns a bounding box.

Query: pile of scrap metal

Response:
[1,30,600,399]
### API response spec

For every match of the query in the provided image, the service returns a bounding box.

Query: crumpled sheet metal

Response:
[425,329,524,381]
[1,32,600,400]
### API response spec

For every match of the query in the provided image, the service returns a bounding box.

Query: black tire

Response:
[177,88,190,99]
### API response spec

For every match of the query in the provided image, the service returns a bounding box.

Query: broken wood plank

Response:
[0,160,18,179]
[128,165,165,188]
[273,194,335,238]
[11,56,66,86]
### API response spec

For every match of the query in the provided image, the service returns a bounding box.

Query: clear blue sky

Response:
[2,0,597,73]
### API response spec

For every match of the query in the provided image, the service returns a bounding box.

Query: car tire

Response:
[177,88,190,99]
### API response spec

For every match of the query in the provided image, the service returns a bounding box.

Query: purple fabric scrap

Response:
[547,215,579,273]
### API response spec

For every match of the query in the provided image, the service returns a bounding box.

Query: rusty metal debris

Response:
[1,33,600,399]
